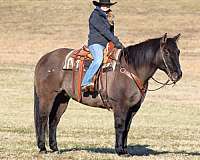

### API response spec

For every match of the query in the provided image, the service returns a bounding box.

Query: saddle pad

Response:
[63,50,76,70]
[63,49,121,71]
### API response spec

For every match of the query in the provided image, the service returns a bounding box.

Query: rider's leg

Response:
[81,44,104,87]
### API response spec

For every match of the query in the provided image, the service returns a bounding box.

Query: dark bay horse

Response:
[34,33,182,155]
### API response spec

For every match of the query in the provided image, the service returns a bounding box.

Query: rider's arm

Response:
[90,12,119,45]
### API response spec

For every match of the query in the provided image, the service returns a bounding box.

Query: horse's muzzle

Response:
[171,70,182,83]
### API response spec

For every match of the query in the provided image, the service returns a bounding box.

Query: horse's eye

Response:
[164,49,170,56]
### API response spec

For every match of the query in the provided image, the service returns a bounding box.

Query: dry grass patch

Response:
[0,0,200,159]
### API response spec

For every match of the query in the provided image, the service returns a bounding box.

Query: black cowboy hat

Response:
[93,0,117,6]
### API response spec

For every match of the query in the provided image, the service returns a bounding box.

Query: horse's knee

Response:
[114,116,125,129]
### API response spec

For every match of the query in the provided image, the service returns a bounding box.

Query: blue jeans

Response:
[81,44,105,86]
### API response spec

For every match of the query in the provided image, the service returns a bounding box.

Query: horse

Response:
[34,33,182,155]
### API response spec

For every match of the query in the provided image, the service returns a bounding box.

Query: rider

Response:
[81,0,123,91]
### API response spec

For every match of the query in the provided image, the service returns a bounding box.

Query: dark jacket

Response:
[88,7,119,47]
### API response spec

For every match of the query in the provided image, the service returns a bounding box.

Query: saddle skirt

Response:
[63,42,120,71]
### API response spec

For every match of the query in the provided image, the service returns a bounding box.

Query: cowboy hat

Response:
[93,0,117,6]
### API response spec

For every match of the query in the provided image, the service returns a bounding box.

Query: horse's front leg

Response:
[123,102,141,152]
[114,106,129,155]
[114,102,141,155]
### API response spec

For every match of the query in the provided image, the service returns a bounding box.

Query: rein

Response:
[147,77,174,92]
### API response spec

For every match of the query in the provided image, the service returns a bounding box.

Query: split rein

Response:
[148,77,175,92]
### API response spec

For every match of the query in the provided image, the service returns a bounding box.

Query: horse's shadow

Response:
[59,144,200,156]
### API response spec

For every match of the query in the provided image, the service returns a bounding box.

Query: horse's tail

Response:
[34,83,40,140]
[34,83,49,144]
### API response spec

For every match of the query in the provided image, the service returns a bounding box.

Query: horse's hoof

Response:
[115,147,128,155]
[50,146,59,152]
[39,149,47,154]
[56,150,62,154]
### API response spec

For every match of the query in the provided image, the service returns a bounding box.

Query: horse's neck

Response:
[122,51,158,84]
[135,65,158,84]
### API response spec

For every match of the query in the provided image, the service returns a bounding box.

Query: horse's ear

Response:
[173,33,181,42]
[161,33,167,45]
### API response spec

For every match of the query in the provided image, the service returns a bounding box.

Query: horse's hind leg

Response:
[49,91,70,152]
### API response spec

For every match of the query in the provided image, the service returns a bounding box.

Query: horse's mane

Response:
[120,37,161,69]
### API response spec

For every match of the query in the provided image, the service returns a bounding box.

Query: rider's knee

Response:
[95,56,103,65]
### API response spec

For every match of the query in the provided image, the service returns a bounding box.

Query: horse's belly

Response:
[78,95,106,108]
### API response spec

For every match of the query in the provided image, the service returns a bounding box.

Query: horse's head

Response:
[157,33,182,83]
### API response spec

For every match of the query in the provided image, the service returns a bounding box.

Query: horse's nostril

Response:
[172,72,178,81]
[172,71,182,82]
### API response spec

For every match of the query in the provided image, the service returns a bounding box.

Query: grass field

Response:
[0,0,200,159]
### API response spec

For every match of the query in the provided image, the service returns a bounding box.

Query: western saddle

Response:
[66,42,118,102]
[71,42,116,63]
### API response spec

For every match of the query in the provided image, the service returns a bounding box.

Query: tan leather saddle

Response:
[71,42,116,64]
[70,42,118,102]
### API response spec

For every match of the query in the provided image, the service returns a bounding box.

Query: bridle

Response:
[160,45,175,83]
[147,45,177,91]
